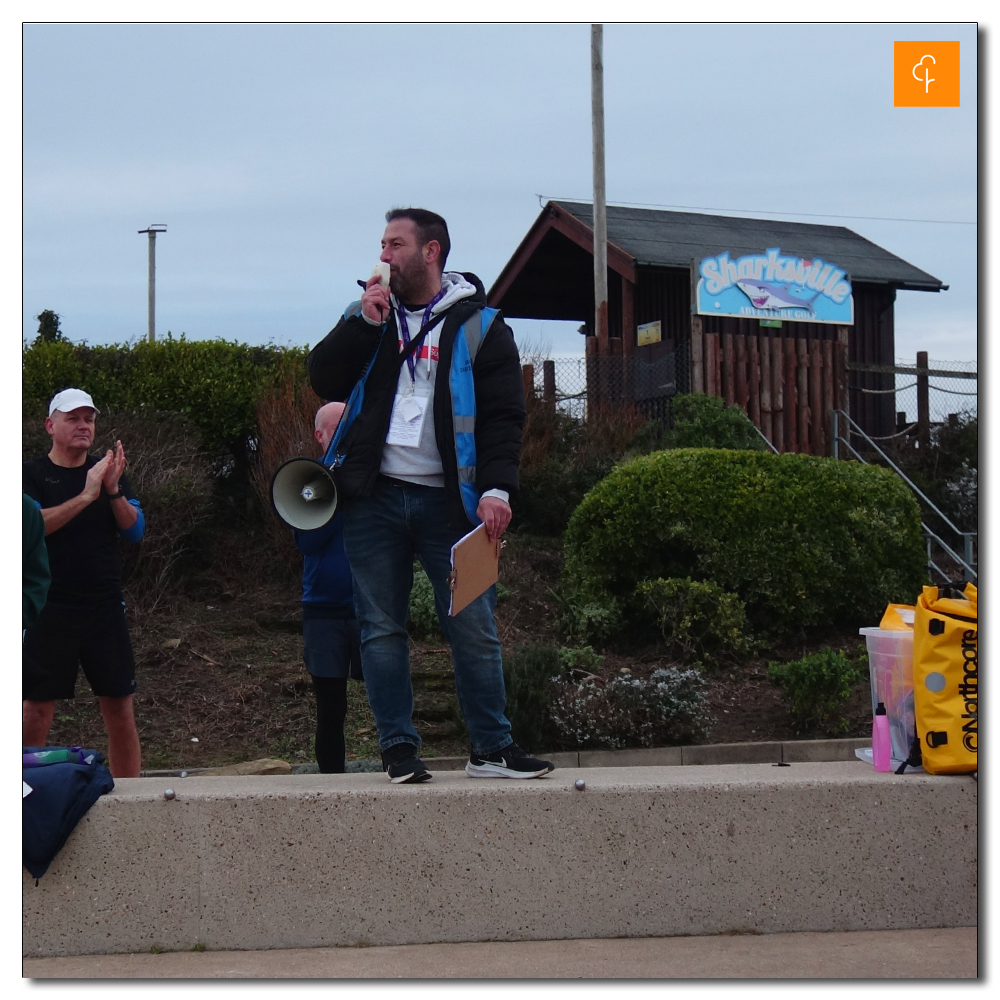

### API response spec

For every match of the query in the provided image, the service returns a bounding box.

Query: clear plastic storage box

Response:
[859,624,915,762]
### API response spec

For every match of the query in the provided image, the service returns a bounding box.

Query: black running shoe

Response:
[381,743,432,784]
[465,743,554,779]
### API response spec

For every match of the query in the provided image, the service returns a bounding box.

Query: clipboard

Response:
[448,523,505,616]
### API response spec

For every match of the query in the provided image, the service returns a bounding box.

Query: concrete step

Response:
[23,763,977,958]
[23,927,978,979]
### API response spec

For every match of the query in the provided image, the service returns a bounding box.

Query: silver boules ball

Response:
[179,771,188,778]
[164,788,176,800]
[574,779,586,791]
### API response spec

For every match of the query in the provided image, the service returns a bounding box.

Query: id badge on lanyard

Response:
[388,294,444,448]
[386,394,429,447]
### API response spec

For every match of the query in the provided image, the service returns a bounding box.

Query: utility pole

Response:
[591,24,608,353]
[138,224,167,342]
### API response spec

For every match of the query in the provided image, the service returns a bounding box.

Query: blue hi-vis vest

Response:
[324,302,499,525]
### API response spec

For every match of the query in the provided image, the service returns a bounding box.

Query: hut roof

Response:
[553,200,945,290]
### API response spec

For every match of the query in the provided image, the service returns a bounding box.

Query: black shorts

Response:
[302,617,363,680]
[23,599,138,701]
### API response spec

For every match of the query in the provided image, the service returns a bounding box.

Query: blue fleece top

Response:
[293,510,355,619]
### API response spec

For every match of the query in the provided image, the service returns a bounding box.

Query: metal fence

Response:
[523,354,977,437]
[522,355,677,421]
[891,357,977,425]
[850,357,977,443]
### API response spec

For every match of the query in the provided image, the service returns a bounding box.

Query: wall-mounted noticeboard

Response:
[695,247,854,325]
[637,320,662,347]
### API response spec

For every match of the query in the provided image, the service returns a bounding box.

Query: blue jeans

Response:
[342,477,512,756]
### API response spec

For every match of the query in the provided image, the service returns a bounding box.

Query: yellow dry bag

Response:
[911,583,978,774]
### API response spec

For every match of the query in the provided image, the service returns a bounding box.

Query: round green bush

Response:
[563,448,927,630]
[666,393,769,451]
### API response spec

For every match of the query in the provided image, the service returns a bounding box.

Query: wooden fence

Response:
[689,318,850,456]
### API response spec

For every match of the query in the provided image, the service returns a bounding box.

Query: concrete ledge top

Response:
[141,738,875,778]
[111,761,973,802]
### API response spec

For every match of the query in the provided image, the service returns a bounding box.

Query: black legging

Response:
[311,675,348,773]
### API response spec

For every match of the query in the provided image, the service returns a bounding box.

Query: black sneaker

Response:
[465,743,554,779]
[381,743,432,784]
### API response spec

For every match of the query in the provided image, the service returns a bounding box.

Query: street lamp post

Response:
[138,224,167,342]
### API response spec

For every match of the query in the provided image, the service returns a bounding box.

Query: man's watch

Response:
[106,489,123,499]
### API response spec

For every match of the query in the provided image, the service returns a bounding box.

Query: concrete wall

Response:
[23,763,977,957]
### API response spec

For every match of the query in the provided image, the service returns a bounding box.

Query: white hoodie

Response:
[378,272,476,488]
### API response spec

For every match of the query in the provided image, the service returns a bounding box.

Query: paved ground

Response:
[24,927,976,979]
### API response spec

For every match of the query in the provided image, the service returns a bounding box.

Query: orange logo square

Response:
[894,41,960,107]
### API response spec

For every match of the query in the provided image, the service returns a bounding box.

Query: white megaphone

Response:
[270,457,338,531]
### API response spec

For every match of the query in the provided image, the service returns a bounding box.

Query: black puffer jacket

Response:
[307,272,526,532]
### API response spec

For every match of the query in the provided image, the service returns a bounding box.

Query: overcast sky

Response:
[23,21,978,363]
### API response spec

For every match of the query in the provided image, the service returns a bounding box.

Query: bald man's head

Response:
[314,401,347,450]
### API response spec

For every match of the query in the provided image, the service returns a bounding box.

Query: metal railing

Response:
[832,409,976,583]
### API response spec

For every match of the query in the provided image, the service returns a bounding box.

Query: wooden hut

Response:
[488,200,946,452]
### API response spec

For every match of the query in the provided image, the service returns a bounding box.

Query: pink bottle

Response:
[872,702,891,772]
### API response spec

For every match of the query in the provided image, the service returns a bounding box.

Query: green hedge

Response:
[665,393,770,451]
[22,337,308,455]
[562,448,927,630]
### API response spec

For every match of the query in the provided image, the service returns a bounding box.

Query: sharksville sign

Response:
[695,248,854,325]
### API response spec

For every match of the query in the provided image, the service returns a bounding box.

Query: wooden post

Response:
[760,333,772,441]
[735,333,748,411]
[543,359,556,407]
[771,334,784,452]
[784,336,798,453]
[585,337,598,415]
[748,335,761,427]
[522,364,535,401]
[622,278,636,357]
[608,337,623,405]
[835,326,850,419]
[809,338,824,455]
[706,332,720,397]
[797,337,810,455]
[821,339,834,456]
[690,315,704,393]
[722,332,735,404]
[916,350,930,452]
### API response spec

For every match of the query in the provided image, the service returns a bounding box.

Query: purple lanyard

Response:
[397,288,447,383]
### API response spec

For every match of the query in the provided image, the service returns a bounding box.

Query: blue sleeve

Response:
[119,498,145,543]
[293,518,339,556]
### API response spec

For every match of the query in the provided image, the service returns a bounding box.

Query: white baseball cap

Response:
[48,388,100,417]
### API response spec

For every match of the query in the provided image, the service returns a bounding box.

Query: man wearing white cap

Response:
[22,389,146,778]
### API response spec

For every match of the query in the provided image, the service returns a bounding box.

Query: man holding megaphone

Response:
[292,401,364,775]
[306,207,553,784]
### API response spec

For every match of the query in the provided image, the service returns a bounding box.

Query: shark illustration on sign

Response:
[695,248,854,325]
[734,279,822,313]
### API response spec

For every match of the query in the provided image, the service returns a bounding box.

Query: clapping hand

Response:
[82,452,114,503]
[102,440,126,495]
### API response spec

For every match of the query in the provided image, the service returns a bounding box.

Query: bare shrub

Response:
[250,367,324,558]
[96,410,213,608]
[576,400,649,466]
[516,394,652,536]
